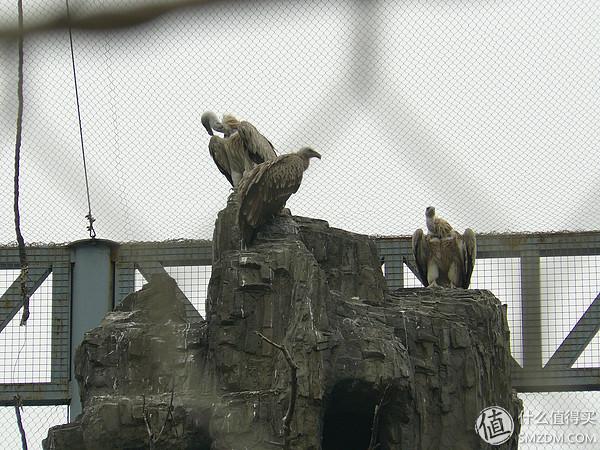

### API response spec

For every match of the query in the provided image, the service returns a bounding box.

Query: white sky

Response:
[0,0,599,243]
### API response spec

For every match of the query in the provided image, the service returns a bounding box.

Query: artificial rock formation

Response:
[45,195,521,449]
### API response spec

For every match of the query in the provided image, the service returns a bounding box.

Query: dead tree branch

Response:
[14,395,28,450]
[142,395,154,449]
[256,332,299,450]
[155,386,176,442]
[368,383,392,450]
[142,384,176,450]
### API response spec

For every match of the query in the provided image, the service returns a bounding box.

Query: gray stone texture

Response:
[44,196,520,449]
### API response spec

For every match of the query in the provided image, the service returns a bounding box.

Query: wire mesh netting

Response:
[134,264,211,317]
[540,256,600,368]
[1,0,600,244]
[0,269,53,384]
[1,1,600,448]
[519,392,600,449]
[0,405,69,449]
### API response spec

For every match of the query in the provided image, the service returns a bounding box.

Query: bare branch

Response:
[368,383,391,450]
[141,385,176,449]
[142,395,155,450]
[155,384,176,442]
[256,332,299,450]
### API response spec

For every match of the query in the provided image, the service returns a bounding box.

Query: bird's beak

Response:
[314,151,322,159]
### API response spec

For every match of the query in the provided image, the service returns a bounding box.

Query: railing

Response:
[0,245,70,406]
[1,231,599,407]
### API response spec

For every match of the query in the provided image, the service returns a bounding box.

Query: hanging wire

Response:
[65,0,97,239]
[13,0,30,327]
[12,2,30,448]
[14,395,28,450]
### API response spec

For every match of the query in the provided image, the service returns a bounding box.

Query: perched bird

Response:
[201,111,277,187]
[412,210,476,288]
[238,147,321,246]
[425,206,454,238]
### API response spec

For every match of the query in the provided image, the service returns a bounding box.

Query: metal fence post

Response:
[383,254,404,290]
[68,239,119,419]
[375,240,405,290]
[520,253,543,369]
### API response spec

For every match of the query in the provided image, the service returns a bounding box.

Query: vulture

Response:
[412,207,477,288]
[201,111,277,187]
[238,147,321,246]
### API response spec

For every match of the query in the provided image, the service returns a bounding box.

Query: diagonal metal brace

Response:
[546,292,600,368]
[136,262,204,322]
[403,256,426,287]
[0,266,52,333]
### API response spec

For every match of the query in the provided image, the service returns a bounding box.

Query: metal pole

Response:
[520,253,543,369]
[68,239,118,419]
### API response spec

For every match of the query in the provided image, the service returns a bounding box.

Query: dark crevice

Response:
[322,380,380,450]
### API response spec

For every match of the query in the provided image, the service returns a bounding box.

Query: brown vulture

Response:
[237,147,321,246]
[412,207,476,288]
[201,111,277,187]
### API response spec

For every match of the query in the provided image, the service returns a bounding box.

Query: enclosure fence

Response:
[1,0,600,448]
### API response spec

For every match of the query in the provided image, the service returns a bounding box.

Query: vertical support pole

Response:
[375,241,406,291]
[383,254,404,291]
[68,239,118,420]
[114,262,135,306]
[375,240,405,291]
[51,262,71,384]
[521,253,542,369]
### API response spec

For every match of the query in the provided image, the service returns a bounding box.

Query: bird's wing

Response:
[209,136,233,186]
[239,154,304,228]
[237,163,261,244]
[461,228,477,288]
[411,228,429,287]
[226,133,254,175]
[237,121,278,164]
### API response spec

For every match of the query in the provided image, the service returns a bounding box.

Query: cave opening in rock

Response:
[321,380,380,450]
[184,431,213,450]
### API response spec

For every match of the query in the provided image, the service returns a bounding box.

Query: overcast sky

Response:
[1,0,599,244]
